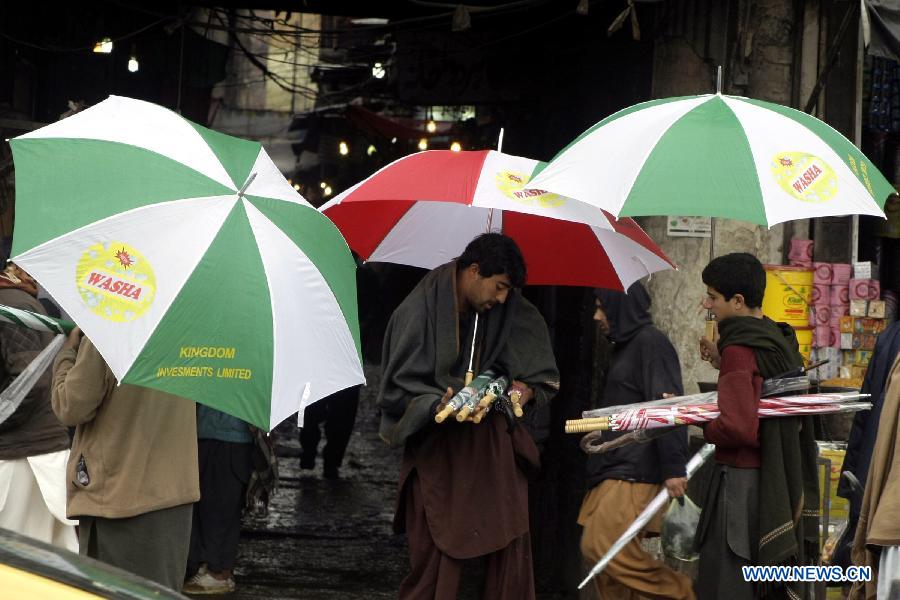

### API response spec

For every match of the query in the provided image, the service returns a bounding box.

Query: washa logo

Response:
[495,170,566,208]
[771,152,838,203]
[75,242,156,322]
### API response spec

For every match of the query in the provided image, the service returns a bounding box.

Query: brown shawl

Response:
[377,261,559,558]
[850,354,900,599]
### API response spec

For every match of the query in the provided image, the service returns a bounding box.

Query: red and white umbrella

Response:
[565,393,870,433]
[320,150,675,289]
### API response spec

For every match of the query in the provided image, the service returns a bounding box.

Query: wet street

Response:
[231,364,408,599]
[214,360,589,600]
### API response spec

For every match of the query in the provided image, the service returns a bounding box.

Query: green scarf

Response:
[717,316,820,600]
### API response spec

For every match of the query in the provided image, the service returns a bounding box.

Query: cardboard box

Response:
[814,262,833,285]
[850,279,871,300]
[817,444,850,522]
[854,350,873,366]
[833,263,851,285]
[840,332,854,349]
[815,325,836,348]
[812,283,829,304]
[790,239,814,263]
[869,300,887,318]
[839,366,852,378]
[853,261,878,279]
[850,299,868,317]
[854,317,885,334]
[810,348,841,380]
[853,333,876,351]
[830,285,850,305]
[814,305,831,325]
[868,279,881,301]
[840,315,855,333]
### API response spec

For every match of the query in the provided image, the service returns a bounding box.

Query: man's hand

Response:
[433,387,454,415]
[64,326,83,351]
[699,337,721,369]
[664,477,688,498]
[509,380,534,406]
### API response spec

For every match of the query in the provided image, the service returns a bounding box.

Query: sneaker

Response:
[184,563,208,582]
[182,571,235,595]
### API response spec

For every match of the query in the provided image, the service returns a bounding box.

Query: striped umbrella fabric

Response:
[321,150,675,290]
[565,393,870,433]
[526,94,895,226]
[10,96,364,430]
[0,304,74,335]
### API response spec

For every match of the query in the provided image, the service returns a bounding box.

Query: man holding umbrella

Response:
[51,328,200,591]
[378,233,559,599]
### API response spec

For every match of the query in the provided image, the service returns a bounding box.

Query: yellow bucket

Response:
[794,326,813,366]
[762,265,813,328]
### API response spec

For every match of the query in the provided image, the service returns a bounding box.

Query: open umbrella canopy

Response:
[321,149,675,290]
[526,94,895,227]
[9,95,364,431]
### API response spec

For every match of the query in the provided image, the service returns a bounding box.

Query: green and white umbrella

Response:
[526,94,895,226]
[9,95,364,431]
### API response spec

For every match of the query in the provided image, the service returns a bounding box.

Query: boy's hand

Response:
[699,337,721,369]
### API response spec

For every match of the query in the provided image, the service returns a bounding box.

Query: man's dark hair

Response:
[457,233,526,288]
[701,252,766,308]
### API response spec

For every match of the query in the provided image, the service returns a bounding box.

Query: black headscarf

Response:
[594,282,653,344]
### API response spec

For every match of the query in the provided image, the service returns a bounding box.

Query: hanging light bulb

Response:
[450,141,462,152]
[367,144,377,156]
[426,120,437,133]
[93,37,113,54]
[323,185,333,197]
[452,5,471,31]
[292,183,301,191]
[338,141,349,156]
[372,62,386,79]
[319,181,328,189]
[127,55,139,73]
[418,138,428,151]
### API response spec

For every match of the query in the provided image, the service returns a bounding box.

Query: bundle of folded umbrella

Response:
[435,370,520,425]
[565,391,870,434]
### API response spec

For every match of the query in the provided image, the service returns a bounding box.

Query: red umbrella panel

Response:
[320,150,675,289]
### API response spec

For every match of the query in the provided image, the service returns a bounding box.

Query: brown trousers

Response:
[578,479,695,600]
[398,473,535,600]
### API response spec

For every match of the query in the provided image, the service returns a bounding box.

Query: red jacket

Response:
[704,345,762,468]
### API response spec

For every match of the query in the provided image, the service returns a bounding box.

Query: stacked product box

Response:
[827,261,885,386]
[788,239,814,268]
[811,262,850,352]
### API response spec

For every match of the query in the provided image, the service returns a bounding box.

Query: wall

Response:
[646,0,796,392]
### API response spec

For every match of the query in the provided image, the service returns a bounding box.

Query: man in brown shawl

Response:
[850,354,900,599]
[378,233,559,600]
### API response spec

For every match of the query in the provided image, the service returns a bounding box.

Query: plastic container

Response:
[762,265,814,328]
[795,326,813,364]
